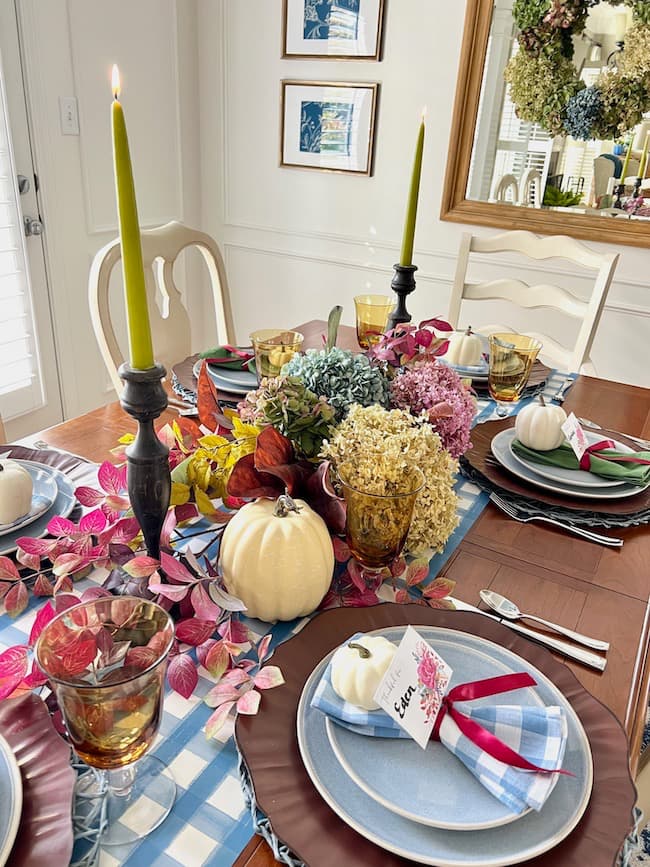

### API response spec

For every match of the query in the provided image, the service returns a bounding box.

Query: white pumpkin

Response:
[220,495,334,621]
[330,635,397,710]
[515,398,567,451]
[446,327,484,367]
[0,460,33,525]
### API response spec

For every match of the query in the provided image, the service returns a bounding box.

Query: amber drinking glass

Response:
[339,468,424,570]
[354,295,395,349]
[249,329,304,383]
[36,596,175,846]
[488,333,542,417]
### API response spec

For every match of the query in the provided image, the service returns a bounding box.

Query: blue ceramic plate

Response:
[192,359,257,395]
[0,733,22,867]
[492,429,648,500]
[298,626,592,867]
[0,464,76,556]
[0,461,59,537]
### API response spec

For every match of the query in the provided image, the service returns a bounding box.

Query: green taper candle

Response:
[399,112,425,267]
[111,65,154,370]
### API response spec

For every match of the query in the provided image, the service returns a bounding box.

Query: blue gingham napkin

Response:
[311,638,568,814]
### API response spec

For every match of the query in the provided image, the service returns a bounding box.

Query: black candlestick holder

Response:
[387,264,417,332]
[119,362,171,561]
[613,183,625,209]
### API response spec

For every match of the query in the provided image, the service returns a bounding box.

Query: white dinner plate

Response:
[491,429,649,501]
[0,733,22,867]
[0,461,59,536]
[298,625,593,867]
[0,464,76,555]
[509,431,629,489]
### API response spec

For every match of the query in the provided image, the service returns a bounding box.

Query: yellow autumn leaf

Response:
[193,485,217,515]
[117,433,135,445]
[199,434,229,449]
[170,482,190,506]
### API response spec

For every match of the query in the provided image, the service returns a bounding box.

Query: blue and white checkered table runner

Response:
[2,371,577,866]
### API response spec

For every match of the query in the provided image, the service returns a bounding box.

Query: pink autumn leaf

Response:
[415,328,434,348]
[0,646,29,699]
[47,516,77,537]
[123,556,160,579]
[125,647,159,669]
[53,575,74,594]
[16,549,40,571]
[190,583,222,620]
[79,510,108,535]
[238,659,256,673]
[160,552,196,584]
[420,316,453,332]
[148,579,189,603]
[236,688,261,715]
[32,574,54,597]
[52,553,87,577]
[343,587,380,608]
[207,583,247,613]
[253,665,284,690]
[5,582,28,618]
[101,517,140,545]
[390,555,407,578]
[422,577,456,599]
[80,586,113,603]
[175,618,216,647]
[347,559,367,593]
[394,588,410,605]
[62,638,98,676]
[28,601,56,645]
[167,653,198,699]
[256,634,272,664]
[0,581,11,599]
[405,557,431,588]
[196,638,218,668]
[16,536,57,557]
[0,556,20,581]
[204,641,230,680]
[204,682,241,708]
[218,619,250,647]
[22,659,48,689]
[54,593,81,613]
[97,462,127,496]
[205,701,235,739]
[220,667,251,687]
[426,597,457,610]
[332,536,351,563]
[222,640,244,658]
[74,486,105,507]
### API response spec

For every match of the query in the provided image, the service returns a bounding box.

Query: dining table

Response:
[7,319,650,867]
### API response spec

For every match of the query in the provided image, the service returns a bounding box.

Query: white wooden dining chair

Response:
[89,221,235,394]
[518,168,542,208]
[492,173,519,204]
[447,231,619,373]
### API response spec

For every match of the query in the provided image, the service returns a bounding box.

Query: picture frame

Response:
[283,0,385,60]
[280,80,379,176]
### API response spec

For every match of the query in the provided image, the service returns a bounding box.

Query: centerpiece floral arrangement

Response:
[505,0,650,139]
[0,309,473,737]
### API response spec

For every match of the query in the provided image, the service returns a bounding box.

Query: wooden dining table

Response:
[29,321,650,867]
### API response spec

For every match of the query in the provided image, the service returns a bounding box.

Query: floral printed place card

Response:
[373,625,452,748]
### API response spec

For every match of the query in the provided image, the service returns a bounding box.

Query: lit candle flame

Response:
[112,64,121,100]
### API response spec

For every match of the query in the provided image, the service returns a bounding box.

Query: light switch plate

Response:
[59,96,79,136]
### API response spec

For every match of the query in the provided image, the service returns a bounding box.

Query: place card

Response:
[373,626,452,749]
[562,412,589,460]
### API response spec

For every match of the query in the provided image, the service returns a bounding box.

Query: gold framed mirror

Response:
[440,0,650,249]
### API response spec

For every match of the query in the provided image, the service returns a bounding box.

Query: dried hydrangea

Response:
[513,0,551,31]
[505,49,583,135]
[564,85,601,140]
[237,375,336,459]
[282,347,389,423]
[322,404,459,555]
[592,71,649,139]
[618,24,650,80]
[390,361,476,459]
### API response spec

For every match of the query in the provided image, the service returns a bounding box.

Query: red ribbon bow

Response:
[579,439,650,472]
[432,673,571,776]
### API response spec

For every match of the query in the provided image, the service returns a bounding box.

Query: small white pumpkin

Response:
[0,460,33,525]
[220,494,334,621]
[446,327,484,367]
[330,635,397,710]
[515,397,567,451]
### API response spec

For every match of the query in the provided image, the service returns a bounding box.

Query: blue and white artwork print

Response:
[300,100,354,155]
[303,0,359,41]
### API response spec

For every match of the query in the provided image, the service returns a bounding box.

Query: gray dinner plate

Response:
[0,464,76,555]
[491,429,649,501]
[0,461,59,537]
[192,359,257,395]
[298,625,592,867]
[0,733,22,867]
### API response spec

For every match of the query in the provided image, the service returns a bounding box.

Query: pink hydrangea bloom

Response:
[390,361,475,458]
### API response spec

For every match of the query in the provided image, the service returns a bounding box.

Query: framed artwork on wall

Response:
[283,0,385,60]
[280,80,379,176]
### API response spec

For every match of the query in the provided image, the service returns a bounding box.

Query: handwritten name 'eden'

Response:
[394,684,416,719]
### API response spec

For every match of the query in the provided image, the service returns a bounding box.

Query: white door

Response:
[0,0,62,439]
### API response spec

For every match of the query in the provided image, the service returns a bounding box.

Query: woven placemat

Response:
[461,418,650,528]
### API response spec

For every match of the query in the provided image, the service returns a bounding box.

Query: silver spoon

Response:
[479,589,610,652]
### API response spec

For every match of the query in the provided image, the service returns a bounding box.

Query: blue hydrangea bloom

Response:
[564,86,601,141]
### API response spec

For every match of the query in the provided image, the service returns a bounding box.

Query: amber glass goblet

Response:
[354,294,395,349]
[338,468,425,571]
[36,596,175,846]
[488,333,542,417]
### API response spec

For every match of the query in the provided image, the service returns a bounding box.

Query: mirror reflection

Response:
[468,0,650,220]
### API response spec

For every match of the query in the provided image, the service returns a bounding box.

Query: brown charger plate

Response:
[235,604,636,867]
[464,417,650,517]
[0,694,76,867]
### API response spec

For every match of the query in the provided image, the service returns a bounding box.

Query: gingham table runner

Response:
[1,371,582,867]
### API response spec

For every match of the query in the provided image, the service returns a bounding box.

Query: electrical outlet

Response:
[59,96,79,136]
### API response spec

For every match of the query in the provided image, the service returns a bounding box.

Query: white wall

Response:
[197,0,649,388]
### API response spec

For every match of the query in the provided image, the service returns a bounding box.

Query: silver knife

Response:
[551,377,574,404]
[447,598,607,671]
